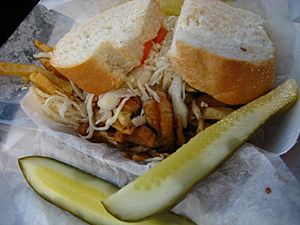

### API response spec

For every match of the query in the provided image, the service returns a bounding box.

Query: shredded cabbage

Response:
[34,87,50,98]
[200,101,208,108]
[70,80,85,100]
[131,108,146,127]
[33,52,53,59]
[81,94,94,138]
[95,110,112,125]
[42,94,87,128]
[145,84,160,102]
[95,97,130,131]
[192,99,202,120]
[168,76,188,128]
[98,88,135,111]
[149,65,167,86]
[137,80,150,101]
[82,93,131,139]
[144,155,164,163]
[132,115,146,127]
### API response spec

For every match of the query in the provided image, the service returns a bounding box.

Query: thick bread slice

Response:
[168,0,275,105]
[50,0,164,94]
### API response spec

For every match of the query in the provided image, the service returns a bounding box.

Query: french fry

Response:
[29,72,64,96]
[92,130,126,147]
[112,120,135,135]
[0,62,39,77]
[33,39,54,52]
[157,90,174,149]
[33,65,73,95]
[33,40,69,81]
[127,125,157,148]
[196,118,206,133]
[196,94,228,107]
[21,77,31,83]
[117,111,132,127]
[143,99,160,132]
[0,62,72,95]
[38,58,67,80]
[175,116,185,147]
[122,97,141,114]
[202,107,234,120]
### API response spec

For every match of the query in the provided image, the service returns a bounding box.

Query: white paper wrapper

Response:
[40,0,130,24]
[1,0,300,225]
[0,125,299,225]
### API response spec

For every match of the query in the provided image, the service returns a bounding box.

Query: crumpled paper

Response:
[0,0,300,225]
[0,125,299,225]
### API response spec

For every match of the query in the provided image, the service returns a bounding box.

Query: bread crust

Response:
[50,0,164,95]
[170,41,275,105]
[53,54,125,94]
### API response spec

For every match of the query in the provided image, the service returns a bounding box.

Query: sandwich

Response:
[0,0,275,162]
[168,0,275,104]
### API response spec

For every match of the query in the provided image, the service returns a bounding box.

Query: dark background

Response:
[0,0,39,47]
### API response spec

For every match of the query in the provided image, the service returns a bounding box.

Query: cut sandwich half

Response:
[50,0,165,94]
[168,0,275,105]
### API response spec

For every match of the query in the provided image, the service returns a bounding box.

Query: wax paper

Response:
[0,124,300,225]
[0,1,300,225]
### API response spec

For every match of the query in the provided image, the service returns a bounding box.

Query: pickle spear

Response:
[19,156,196,225]
[159,0,184,16]
[103,79,298,221]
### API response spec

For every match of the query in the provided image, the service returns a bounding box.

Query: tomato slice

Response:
[153,27,168,44]
[141,40,153,65]
[141,27,168,64]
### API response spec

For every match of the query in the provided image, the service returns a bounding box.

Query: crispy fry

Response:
[91,130,126,147]
[29,72,64,95]
[131,152,150,162]
[33,40,70,83]
[129,146,150,153]
[33,39,54,52]
[122,97,141,114]
[124,150,169,162]
[203,107,234,120]
[37,69,73,95]
[157,90,174,149]
[0,62,42,76]
[21,76,31,83]
[113,131,127,143]
[78,123,126,146]
[78,123,89,136]
[112,120,135,135]
[149,150,170,158]
[196,118,206,133]
[106,101,134,134]
[38,58,67,80]
[196,94,228,107]
[175,116,185,147]
[127,125,157,148]
[117,111,132,127]
[0,62,72,95]
[143,99,160,131]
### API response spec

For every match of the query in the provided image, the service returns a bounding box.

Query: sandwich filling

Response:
[33,16,235,162]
